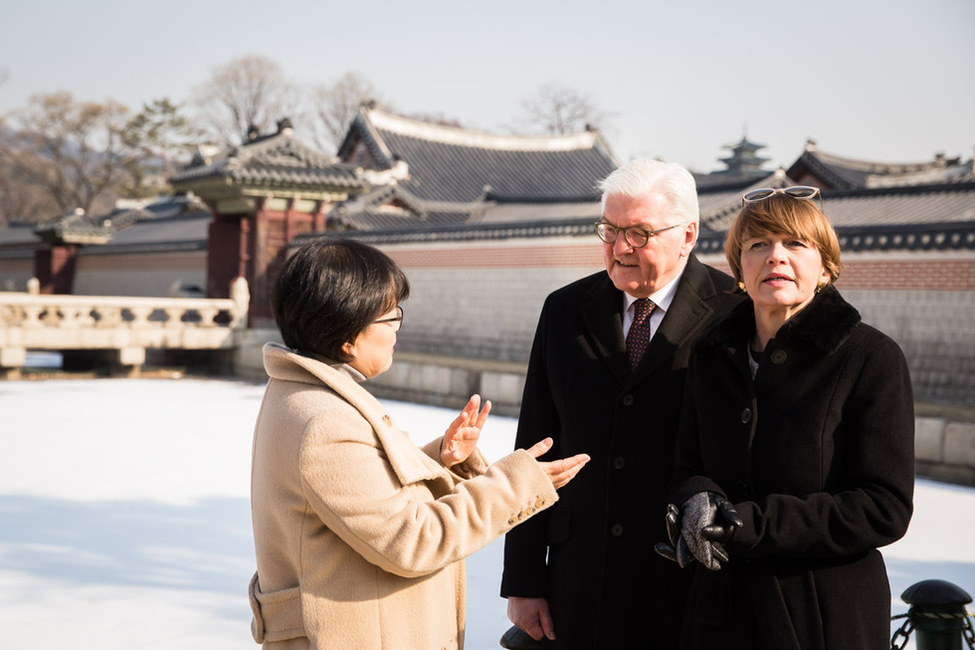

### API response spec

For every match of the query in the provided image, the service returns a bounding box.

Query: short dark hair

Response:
[271,238,410,361]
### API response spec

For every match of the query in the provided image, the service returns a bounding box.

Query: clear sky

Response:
[1,0,973,172]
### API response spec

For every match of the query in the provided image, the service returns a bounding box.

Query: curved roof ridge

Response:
[364,106,604,152]
[809,147,957,174]
[232,131,340,169]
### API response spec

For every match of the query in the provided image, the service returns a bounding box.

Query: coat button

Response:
[741,408,752,424]
[622,394,634,406]
[610,524,624,536]
[613,456,625,470]
[770,349,787,364]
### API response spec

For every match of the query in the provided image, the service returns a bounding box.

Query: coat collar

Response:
[263,342,444,486]
[710,284,861,355]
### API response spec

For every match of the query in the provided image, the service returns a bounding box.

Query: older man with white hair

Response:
[501,158,742,649]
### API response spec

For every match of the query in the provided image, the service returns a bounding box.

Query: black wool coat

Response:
[669,285,915,650]
[502,255,741,649]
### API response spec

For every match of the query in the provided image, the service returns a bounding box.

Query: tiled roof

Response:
[693,171,773,193]
[87,211,210,253]
[33,208,128,245]
[0,222,43,256]
[23,196,210,252]
[787,142,974,190]
[0,196,213,254]
[475,200,602,225]
[699,171,795,232]
[293,215,599,248]
[321,192,975,255]
[695,174,975,255]
[700,169,975,232]
[322,168,975,256]
[326,184,478,231]
[333,209,472,232]
[339,107,620,203]
[171,124,367,191]
[820,184,975,227]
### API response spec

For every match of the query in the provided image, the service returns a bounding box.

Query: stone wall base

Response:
[232,347,975,487]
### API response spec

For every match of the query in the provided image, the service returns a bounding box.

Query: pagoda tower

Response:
[716,133,770,177]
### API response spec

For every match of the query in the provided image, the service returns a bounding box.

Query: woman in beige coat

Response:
[249,239,589,650]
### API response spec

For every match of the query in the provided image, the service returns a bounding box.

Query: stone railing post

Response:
[229,276,250,329]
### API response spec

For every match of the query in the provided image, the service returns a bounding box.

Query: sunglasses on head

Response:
[742,186,821,205]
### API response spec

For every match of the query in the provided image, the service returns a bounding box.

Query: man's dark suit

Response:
[501,254,740,649]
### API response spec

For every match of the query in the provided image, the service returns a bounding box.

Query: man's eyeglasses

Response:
[373,306,404,332]
[742,186,821,205]
[594,221,684,249]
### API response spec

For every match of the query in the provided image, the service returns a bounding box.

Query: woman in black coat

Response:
[664,186,915,650]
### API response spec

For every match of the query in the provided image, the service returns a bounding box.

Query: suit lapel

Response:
[631,255,717,383]
[582,274,631,386]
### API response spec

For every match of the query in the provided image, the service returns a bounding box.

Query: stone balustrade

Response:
[0,277,249,377]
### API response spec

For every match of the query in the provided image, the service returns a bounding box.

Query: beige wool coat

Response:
[249,343,558,650]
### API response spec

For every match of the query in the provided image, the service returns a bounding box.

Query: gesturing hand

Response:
[441,394,491,467]
[526,437,590,490]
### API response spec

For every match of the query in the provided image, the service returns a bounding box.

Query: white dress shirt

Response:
[621,267,686,341]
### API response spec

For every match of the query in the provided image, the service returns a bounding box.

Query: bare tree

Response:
[191,55,298,146]
[0,126,60,224]
[0,91,133,217]
[306,71,384,153]
[517,82,610,135]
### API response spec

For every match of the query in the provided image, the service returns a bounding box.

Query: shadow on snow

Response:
[0,494,254,619]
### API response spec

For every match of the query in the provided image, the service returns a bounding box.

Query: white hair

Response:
[597,158,700,226]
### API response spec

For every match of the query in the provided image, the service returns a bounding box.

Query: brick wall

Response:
[384,237,602,362]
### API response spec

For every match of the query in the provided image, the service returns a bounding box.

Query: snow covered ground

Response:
[1,373,972,649]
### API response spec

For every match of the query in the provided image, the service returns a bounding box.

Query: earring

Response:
[816,281,827,293]
[737,281,747,294]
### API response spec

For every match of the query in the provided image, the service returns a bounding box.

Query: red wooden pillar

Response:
[34,244,78,294]
[207,214,251,300]
[250,198,272,324]
[313,200,328,232]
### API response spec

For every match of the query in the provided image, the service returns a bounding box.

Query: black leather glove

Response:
[701,495,743,544]
[655,492,742,571]
[654,503,696,567]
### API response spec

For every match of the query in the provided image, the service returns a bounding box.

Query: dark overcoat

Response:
[669,285,915,650]
[501,255,741,649]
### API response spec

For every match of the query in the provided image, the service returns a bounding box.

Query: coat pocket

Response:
[249,572,305,643]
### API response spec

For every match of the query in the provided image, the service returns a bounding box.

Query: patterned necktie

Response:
[626,298,656,368]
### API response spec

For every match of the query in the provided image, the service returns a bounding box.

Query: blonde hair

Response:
[724,193,842,285]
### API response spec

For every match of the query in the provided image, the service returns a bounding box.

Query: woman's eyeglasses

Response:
[373,306,404,331]
[594,221,684,249]
[742,186,821,205]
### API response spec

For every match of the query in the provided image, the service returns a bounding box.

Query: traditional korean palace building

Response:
[2,107,973,437]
